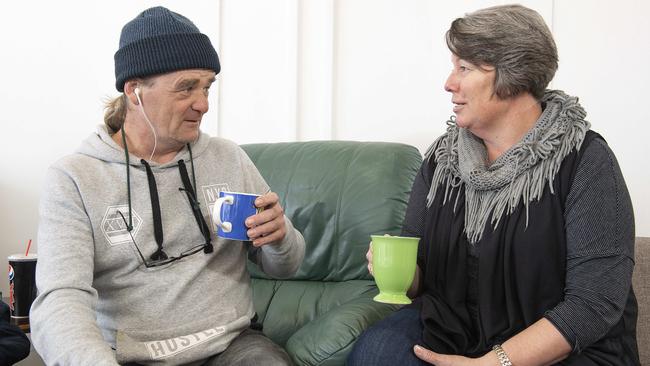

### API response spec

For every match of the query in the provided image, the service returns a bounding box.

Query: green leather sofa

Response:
[242,141,423,366]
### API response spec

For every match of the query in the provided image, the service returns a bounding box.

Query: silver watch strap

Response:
[492,344,513,366]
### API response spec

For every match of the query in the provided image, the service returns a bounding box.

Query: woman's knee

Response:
[347,308,423,366]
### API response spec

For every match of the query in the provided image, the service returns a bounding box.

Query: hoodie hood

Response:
[76,125,212,168]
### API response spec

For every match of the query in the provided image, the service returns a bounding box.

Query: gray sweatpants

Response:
[205,328,293,366]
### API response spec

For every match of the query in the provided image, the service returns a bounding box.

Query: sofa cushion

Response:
[251,278,397,365]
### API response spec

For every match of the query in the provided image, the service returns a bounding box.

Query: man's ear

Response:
[124,80,140,105]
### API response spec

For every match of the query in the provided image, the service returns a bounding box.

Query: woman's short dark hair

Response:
[446,4,558,100]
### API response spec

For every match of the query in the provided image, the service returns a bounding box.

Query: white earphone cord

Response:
[134,89,158,162]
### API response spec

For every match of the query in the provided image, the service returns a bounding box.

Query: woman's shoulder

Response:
[578,131,620,171]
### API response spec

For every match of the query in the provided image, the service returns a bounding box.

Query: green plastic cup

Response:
[371,235,420,304]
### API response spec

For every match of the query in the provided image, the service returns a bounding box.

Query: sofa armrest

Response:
[285,291,399,366]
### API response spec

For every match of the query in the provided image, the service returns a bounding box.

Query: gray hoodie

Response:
[30,126,305,365]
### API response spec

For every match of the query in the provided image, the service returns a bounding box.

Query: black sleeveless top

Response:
[414,131,639,364]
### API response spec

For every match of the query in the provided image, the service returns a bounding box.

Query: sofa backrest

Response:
[633,236,649,364]
[242,141,423,281]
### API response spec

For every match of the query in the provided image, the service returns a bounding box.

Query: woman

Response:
[348,4,638,366]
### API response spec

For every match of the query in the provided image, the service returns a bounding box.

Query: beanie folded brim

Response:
[114,33,220,92]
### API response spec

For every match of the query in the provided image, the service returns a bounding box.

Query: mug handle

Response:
[212,195,234,233]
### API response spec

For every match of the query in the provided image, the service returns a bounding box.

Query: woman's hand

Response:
[413,345,493,366]
[366,241,374,276]
[367,234,393,276]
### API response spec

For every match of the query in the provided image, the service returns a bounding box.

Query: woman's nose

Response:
[444,73,457,93]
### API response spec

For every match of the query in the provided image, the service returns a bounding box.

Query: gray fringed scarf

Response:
[424,90,590,243]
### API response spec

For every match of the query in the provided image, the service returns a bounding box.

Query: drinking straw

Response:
[25,239,32,257]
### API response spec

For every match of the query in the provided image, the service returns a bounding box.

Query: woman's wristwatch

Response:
[492,344,513,366]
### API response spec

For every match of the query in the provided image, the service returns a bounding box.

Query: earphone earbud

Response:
[133,87,142,106]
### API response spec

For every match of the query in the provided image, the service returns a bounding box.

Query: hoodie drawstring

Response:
[178,158,213,254]
[141,159,167,261]
[121,127,133,231]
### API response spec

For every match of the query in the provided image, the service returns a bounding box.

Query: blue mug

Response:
[211,191,262,241]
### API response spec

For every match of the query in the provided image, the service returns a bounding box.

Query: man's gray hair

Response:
[446,4,558,100]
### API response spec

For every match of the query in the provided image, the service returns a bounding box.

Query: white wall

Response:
[1,0,648,297]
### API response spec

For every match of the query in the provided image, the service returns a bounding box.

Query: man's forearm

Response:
[31,290,119,366]
[257,218,305,279]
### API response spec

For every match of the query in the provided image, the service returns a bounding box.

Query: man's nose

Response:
[192,92,209,114]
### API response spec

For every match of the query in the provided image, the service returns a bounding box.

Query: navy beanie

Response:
[114,6,220,92]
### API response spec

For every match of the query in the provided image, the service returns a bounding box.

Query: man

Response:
[30,6,305,365]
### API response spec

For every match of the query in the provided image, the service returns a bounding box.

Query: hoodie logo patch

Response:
[201,184,230,228]
[101,205,143,246]
[145,326,226,360]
